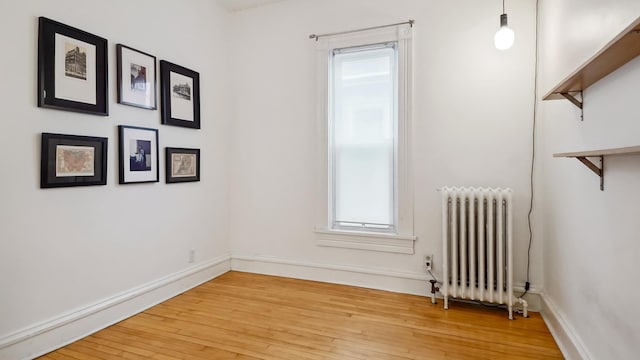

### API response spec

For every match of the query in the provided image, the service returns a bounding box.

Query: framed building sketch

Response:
[118,125,159,184]
[165,147,200,183]
[160,60,200,129]
[40,133,108,188]
[37,17,108,115]
[117,44,157,109]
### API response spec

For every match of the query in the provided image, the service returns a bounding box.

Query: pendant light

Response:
[494,0,514,50]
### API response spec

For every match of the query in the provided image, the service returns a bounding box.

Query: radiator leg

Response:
[508,305,514,320]
[444,296,449,310]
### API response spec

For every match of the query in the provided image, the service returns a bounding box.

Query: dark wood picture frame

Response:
[37,17,108,116]
[40,133,108,188]
[160,60,200,129]
[116,44,157,110]
[165,147,200,183]
[118,125,159,184]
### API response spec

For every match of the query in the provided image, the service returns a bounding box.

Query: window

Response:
[330,43,397,232]
[314,24,415,254]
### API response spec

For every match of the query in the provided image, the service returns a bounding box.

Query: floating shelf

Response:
[554,146,640,191]
[553,146,640,158]
[543,16,640,113]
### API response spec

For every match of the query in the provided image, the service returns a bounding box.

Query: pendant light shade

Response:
[494,3,514,50]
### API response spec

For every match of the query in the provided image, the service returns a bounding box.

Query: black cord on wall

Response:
[521,0,540,299]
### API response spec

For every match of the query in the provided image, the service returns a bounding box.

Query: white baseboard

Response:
[540,292,592,360]
[0,255,231,360]
[232,254,429,296]
[231,254,541,311]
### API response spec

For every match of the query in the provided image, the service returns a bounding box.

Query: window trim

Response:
[314,23,415,254]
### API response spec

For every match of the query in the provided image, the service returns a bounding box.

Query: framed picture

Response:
[37,17,108,115]
[117,44,157,109]
[166,147,200,183]
[40,133,108,188]
[160,60,200,129]
[118,125,159,184]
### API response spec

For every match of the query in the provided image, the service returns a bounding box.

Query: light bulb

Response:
[494,14,514,50]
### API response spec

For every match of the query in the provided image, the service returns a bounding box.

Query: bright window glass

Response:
[330,43,397,231]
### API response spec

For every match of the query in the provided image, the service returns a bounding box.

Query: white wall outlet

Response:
[188,249,195,263]
[424,254,433,271]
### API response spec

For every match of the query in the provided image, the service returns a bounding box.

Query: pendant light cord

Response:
[521,0,539,299]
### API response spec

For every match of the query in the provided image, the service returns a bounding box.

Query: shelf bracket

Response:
[559,91,584,121]
[575,156,604,191]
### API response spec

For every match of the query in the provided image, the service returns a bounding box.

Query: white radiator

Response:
[440,187,527,319]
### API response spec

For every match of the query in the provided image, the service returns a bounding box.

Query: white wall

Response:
[227,0,541,297]
[0,0,232,358]
[10,0,637,357]
[538,0,640,359]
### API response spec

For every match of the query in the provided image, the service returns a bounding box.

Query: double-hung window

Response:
[331,43,396,232]
[314,23,415,254]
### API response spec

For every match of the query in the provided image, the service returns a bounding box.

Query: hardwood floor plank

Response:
[83,333,156,358]
[39,354,77,360]
[38,271,562,359]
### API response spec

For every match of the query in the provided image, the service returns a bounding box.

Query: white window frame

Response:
[314,23,415,254]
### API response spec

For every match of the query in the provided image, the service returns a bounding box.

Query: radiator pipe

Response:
[517,297,529,318]
[429,279,439,304]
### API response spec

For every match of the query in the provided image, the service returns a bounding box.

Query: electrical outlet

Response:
[424,254,433,271]
[188,249,195,263]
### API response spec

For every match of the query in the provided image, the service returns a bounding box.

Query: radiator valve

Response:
[429,279,440,304]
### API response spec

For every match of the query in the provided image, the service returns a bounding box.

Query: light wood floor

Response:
[39,271,562,359]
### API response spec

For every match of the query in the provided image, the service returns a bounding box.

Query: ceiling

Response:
[217,0,285,12]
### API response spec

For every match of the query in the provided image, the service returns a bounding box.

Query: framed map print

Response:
[40,133,108,188]
[165,147,200,183]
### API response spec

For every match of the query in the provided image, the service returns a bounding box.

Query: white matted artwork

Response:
[170,71,194,121]
[118,125,159,184]
[38,17,108,115]
[117,44,157,109]
[160,60,200,129]
[54,33,97,105]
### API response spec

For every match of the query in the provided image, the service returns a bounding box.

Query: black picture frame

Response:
[40,133,108,188]
[160,60,200,129]
[165,147,200,183]
[37,17,108,116]
[118,125,159,184]
[117,44,157,110]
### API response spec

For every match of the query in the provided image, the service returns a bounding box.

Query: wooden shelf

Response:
[543,16,640,109]
[553,146,640,191]
[546,17,640,190]
[554,145,640,158]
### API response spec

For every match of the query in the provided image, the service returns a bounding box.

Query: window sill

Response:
[314,229,416,254]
